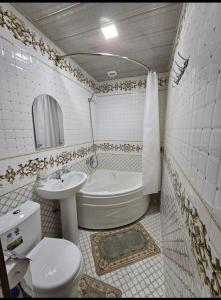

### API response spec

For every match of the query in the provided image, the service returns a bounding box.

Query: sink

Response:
[35,170,87,244]
[36,171,87,200]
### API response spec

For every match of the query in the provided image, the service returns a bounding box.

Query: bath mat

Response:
[78,274,122,298]
[90,222,160,275]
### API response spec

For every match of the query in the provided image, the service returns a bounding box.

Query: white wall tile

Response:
[162,2,221,297]
[0,39,93,162]
[95,89,167,144]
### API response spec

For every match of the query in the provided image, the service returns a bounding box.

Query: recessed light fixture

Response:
[101,24,118,40]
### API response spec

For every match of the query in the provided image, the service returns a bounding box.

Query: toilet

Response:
[0,201,83,298]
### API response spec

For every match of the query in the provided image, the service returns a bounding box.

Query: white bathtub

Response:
[76,169,150,229]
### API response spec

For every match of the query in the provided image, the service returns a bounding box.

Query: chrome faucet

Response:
[55,166,70,180]
[86,155,95,167]
[36,173,45,186]
[55,169,62,180]
[62,165,70,174]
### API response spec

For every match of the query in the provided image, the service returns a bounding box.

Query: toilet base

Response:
[21,258,83,298]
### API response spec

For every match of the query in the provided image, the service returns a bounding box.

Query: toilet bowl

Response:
[0,201,84,298]
[23,237,83,298]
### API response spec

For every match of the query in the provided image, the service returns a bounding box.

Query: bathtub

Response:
[76,169,150,229]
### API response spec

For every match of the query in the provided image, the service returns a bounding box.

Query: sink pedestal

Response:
[35,170,87,245]
[59,194,79,245]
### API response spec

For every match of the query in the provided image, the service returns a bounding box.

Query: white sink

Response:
[36,171,87,200]
[35,170,87,244]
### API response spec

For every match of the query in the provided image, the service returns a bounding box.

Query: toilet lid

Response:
[27,237,82,291]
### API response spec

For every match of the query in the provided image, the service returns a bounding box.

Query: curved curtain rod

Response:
[56,52,151,73]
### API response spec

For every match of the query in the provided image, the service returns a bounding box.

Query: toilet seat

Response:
[26,237,82,292]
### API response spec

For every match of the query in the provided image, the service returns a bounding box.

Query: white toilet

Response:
[0,201,83,298]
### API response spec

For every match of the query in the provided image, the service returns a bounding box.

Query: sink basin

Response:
[35,170,87,244]
[35,171,87,200]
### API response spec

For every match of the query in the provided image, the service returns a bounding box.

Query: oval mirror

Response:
[32,94,64,150]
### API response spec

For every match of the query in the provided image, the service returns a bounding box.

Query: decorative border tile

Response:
[0,146,94,184]
[165,150,221,297]
[97,76,168,94]
[96,142,143,153]
[0,143,143,184]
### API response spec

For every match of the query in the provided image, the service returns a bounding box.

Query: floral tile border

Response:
[97,76,168,94]
[165,150,221,297]
[96,142,143,153]
[0,143,143,184]
[0,145,93,184]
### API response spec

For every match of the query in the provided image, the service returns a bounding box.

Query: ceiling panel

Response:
[11,2,79,21]
[11,2,182,81]
[31,3,166,40]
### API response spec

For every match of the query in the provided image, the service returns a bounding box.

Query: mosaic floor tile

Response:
[78,200,165,298]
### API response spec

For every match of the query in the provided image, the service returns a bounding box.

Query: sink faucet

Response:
[55,166,70,180]
[62,166,70,174]
[55,169,62,180]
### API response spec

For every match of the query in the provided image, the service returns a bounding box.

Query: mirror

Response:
[32,94,64,150]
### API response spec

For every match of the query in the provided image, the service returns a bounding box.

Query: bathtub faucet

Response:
[86,155,95,168]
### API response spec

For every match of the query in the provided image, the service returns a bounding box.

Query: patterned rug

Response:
[90,222,160,275]
[78,274,122,298]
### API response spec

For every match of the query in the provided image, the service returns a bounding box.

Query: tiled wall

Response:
[0,3,95,235]
[161,3,221,297]
[0,39,93,159]
[95,76,167,171]
[161,166,199,297]
[96,153,142,172]
[96,76,167,144]
[0,4,95,187]
[1,3,220,297]
[0,158,91,238]
[0,3,167,238]
[96,91,144,142]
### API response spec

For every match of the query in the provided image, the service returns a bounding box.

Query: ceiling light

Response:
[101,24,118,40]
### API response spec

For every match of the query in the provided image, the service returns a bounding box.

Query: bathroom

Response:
[0,2,220,298]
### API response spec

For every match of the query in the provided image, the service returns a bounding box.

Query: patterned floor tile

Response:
[78,200,165,298]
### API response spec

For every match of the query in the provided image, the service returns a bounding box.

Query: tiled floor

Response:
[78,200,165,298]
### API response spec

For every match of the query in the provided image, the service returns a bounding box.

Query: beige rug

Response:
[90,222,160,275]
[78,274,122,298]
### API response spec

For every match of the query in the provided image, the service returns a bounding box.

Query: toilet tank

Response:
[0,201,41,257]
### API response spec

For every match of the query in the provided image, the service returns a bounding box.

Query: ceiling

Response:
[11,2,182,81]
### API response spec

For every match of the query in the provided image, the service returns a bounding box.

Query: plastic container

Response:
[10,285,23,298]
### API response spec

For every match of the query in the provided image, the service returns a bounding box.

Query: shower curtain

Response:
[142,71,161,195]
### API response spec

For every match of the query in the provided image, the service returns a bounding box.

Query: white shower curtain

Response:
[142,71,161,195]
